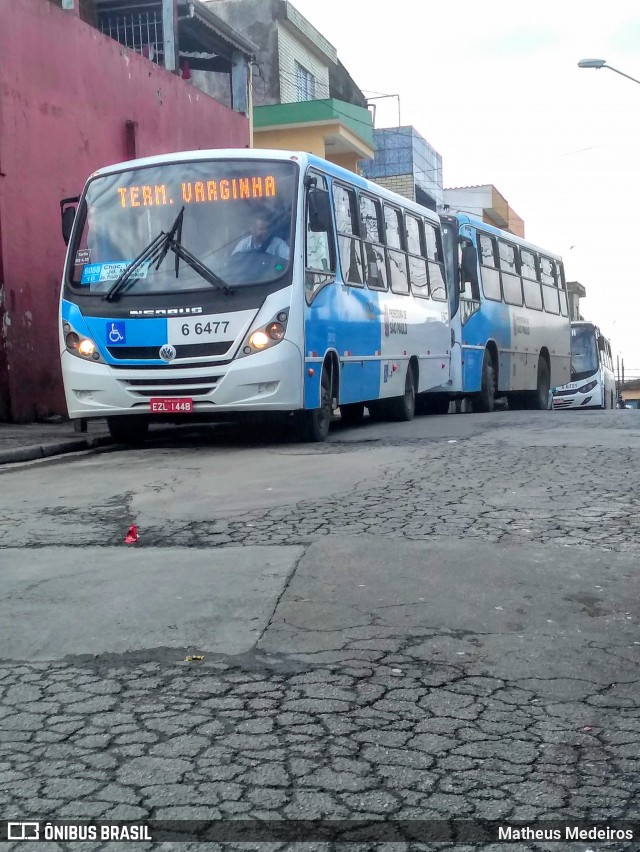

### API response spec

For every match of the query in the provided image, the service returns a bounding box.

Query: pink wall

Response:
[0,0,249,421]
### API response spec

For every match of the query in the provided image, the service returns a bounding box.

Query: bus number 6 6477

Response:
[181,321,229,336]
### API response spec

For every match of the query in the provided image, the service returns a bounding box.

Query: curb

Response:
[0,435,114,466]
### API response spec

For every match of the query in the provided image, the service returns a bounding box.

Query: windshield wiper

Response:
[154,206,185,278]
[103,232,166,302]
[165,239,233,295]
[104,207,232,300]
[103,207,185,302]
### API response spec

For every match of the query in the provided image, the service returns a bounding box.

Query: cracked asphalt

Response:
[0,410,639,851]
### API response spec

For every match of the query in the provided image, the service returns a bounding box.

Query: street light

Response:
[578,58,640,86]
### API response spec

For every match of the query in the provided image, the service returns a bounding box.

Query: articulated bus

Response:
[439,212,571,411]
[552,322,616,410]
[59,149,451,444]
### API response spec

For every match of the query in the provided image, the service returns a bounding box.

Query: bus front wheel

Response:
[297,367,333,442]
[107,415,149,447]
[474,351,496,413]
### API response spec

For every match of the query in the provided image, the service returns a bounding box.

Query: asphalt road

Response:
[0,410,639,851]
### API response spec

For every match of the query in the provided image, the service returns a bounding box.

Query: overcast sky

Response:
[291,0,640,377]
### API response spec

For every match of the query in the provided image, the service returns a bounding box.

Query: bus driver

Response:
[232,214,289,261]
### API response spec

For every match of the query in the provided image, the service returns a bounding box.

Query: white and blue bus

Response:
[439,212,571,411]
[552,322,616,410]
[59,149,451,444]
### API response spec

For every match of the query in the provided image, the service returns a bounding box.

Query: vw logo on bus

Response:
[159,344,177,362]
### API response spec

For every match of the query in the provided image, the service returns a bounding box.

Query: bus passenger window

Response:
[499,240,523,306]
[458,239,479,300]
[520,249,537,281]
[406,215,428,297]
[305,174,335,303]
[556,260,569,316]
[478,234,501,301]
[518,248,542,311]
[333,184,364,286]
[540,257,555,286]
[385,206,409,295]
[540,256,559,313]
[425,223,447,301]
[360,194,387,290]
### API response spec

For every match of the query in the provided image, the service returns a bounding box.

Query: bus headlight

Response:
[78,338,96,357]
[63,322,105,362]
[65,332,80,350]
[249,331,270,349]
[239,309,289,358]
[266,322,285,341]
[579,380,597,393]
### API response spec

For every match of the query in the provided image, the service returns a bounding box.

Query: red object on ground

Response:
[124,524,138,544]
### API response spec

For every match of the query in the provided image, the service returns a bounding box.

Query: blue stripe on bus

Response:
[62,302,168,364]
[83,315,168,352]
[304,283,383,408]
[462,299,511,392]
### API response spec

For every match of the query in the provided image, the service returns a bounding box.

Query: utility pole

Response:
[162,0,178,73]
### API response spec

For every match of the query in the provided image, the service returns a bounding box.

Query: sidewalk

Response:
[0,419,112,465]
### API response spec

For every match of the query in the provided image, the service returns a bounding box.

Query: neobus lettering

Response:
[129,307,203,316]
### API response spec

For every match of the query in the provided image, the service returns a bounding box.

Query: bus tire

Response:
[385,364,416,421]
[340,403,365,425]
[107,415,149,447]
[416,393,450,415]
[474,350,496,413]
[526,357,550,410]
[297,366,332,442]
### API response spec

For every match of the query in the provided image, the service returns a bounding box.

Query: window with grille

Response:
[98,5,164,63]
[295,62,316,102]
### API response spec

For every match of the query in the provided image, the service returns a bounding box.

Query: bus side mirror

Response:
[60,196,80,245]
[308,188,332,232]
[460,242,478,290]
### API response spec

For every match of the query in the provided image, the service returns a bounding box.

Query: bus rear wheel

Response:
[297,366,332,442]
[474,350,496,412]
[107,415,149,447]
[525,357,550,410]
[385,364,416,421]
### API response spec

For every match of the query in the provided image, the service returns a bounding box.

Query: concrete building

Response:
[566,281,587,321]
[442,185,525,238]
[0,0,252,421]
[203,0,375,172]
[359,127,443,211]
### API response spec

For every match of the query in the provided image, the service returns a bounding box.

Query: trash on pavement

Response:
[124,524,138,544]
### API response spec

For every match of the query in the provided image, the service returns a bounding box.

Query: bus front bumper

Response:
[62,341,303,420]
[552,393,598,409]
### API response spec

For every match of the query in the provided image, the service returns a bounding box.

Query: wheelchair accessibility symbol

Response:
[107,322,126,345]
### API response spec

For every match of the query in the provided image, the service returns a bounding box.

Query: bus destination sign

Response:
[117,176,277,209]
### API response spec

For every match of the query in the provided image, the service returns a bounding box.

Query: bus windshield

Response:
[66,159,297,296]
[571,325,599,378]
